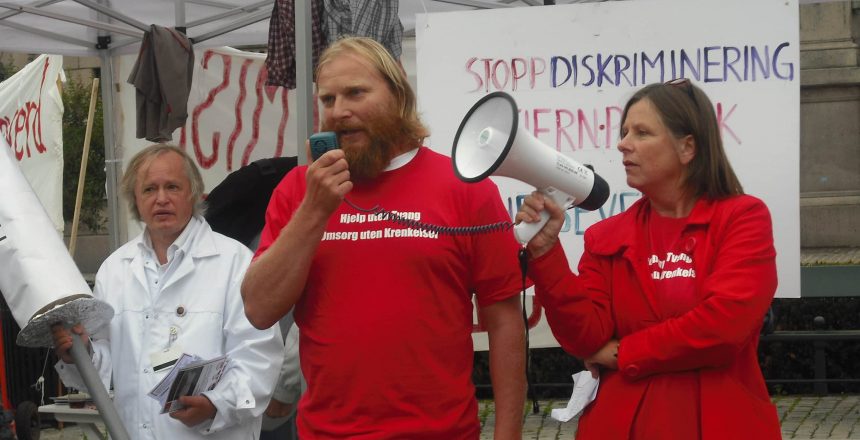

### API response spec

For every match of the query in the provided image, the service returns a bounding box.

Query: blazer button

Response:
[624,364,640,378]
[684,236,697,253]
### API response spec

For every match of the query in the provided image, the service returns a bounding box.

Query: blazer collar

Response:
[589,196,716,256]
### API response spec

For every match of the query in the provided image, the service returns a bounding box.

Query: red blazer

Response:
[530,195,781,439]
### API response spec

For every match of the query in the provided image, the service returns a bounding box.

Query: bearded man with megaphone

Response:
[242,37,527,440]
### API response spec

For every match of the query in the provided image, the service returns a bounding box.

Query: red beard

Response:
[322,110,409,181]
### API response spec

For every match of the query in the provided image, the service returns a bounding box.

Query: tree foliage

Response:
[62,74,106,231]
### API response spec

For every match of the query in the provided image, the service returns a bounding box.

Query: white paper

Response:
[550,370,600,422]
[147,353,229,413]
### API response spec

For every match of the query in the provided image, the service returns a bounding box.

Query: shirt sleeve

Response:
[54,268,114,393]
[528,242,616,359]
[467,179,529,307]
[254,167,305,258]
[199,250,285,434]
[54,339,112,393]
[271,322,303,405]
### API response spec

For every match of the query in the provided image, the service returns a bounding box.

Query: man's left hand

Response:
[169,395,217,427]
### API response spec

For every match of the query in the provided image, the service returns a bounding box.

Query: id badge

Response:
[150,345,184,372]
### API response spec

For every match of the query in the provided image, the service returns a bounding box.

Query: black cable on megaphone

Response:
[451,91,610,245]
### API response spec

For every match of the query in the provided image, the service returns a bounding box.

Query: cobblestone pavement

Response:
[476,395,860,439]
[37,395,860,439]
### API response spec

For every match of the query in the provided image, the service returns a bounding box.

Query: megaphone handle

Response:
[514,188,574,245]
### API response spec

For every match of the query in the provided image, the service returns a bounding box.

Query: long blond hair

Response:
[316,36,429,146]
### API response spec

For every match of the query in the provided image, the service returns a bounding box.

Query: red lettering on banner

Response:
[260,66,293,158]
[272,80,289,158]
[191,50,232,169]
[717,102,742,145]
[185,50,302,171]
[0,57,50,161]
[226,59,253,171]
[240,59,266,168]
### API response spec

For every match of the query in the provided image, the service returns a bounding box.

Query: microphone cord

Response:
[343,197,538,412]
[342,198,515,236]
[519,248,539,415]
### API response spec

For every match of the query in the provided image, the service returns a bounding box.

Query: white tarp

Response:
[0,0,272,57]
[115,47,303,238]
[0,54,65,232]
[0,1,546,57]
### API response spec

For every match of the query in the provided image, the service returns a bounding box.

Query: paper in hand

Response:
[550,370,599,422]
[148,353,229,413]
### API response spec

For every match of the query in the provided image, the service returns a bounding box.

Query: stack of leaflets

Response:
[147,353,229,413]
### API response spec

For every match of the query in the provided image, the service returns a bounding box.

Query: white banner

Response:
[117,47,308,238]
[418,0,801,347]
[0,54,65,232]
[118,47,304,192]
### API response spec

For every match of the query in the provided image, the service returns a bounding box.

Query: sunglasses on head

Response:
[665,77,696,103]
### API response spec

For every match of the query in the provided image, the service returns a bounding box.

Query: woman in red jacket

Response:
[517,79,781,440]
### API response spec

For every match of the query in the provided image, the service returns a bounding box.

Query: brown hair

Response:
[120,144,206,221]
[620,81,744,199]
[315,36,429,146]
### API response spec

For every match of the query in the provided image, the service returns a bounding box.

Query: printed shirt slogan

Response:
[648,251,696,281]
[322,211,440,242]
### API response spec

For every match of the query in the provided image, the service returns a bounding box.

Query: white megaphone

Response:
[452,91,610,245]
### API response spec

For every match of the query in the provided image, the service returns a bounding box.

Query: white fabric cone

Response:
[0,140,112,347]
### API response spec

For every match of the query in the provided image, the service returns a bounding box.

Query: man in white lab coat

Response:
[52,144,283,440]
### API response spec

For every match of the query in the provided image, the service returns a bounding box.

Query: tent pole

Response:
[71,0,149,31]
[100,50,122,251]
[69,78,100,257]
[295,0,312,165]
[189,9,269,44]
[184,0,271,29]
[0,18,93,47]
[0,4,143,38]
[176,0,185,28]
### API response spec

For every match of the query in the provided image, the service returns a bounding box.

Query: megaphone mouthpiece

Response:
[577,172,610,211]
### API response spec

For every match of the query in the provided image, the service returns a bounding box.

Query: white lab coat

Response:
[57,217,283,440]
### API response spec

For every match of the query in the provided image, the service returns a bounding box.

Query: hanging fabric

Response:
[323,0,403,59]
[127,25,194,142]
[265,0,326,89]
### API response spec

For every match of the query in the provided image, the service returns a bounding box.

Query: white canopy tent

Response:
[0,0,575,250]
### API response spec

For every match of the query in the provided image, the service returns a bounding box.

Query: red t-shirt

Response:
[256,147,523,439]
[647,211,697,317]
[633,209,700,440]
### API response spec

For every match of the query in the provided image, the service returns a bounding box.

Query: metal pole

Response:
[100,50,123,250]
[189,8,269,44]
[184,0,271,28]
[813,340,827,394]
[813,315,828,395]
[295,0,313,165]
[69,333,130,440]
[176,0,185,28]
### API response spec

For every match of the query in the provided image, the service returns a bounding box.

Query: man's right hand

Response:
[51,323,89,364]
[303,140,353,217]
